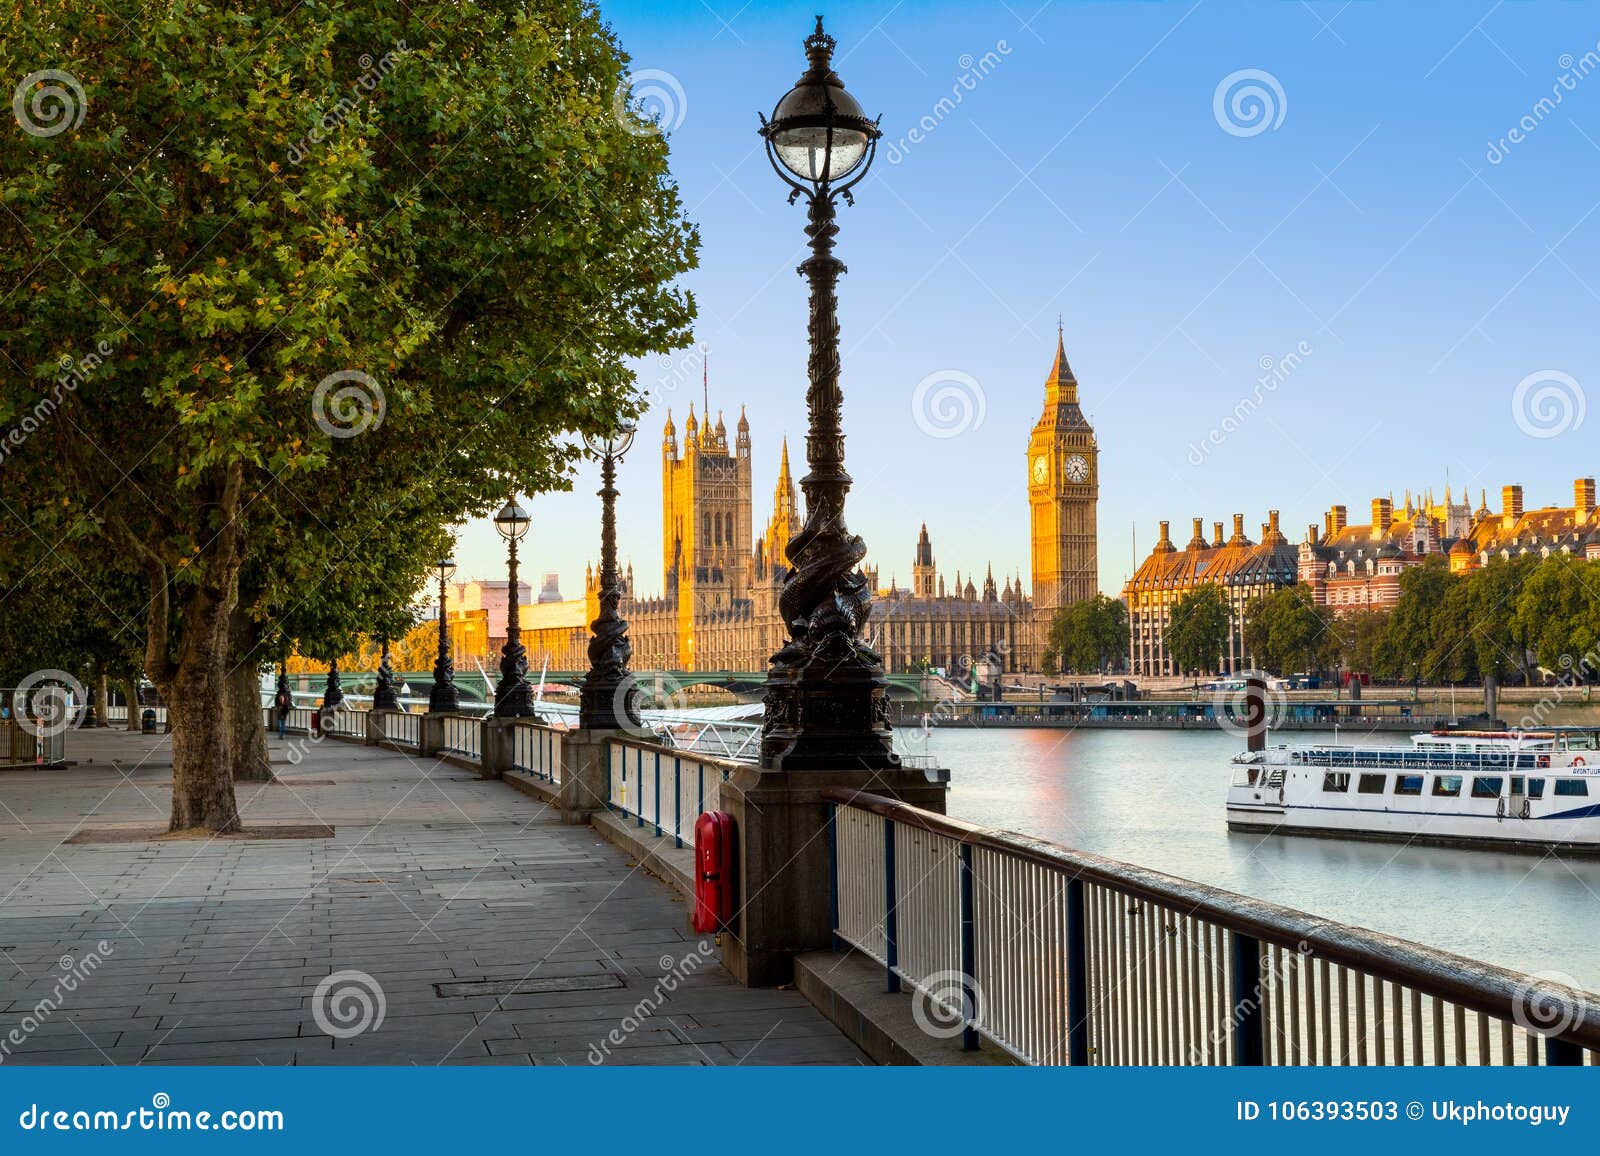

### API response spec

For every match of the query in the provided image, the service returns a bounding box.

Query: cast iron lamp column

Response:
[580,421,642,731]
[323,658,343,709]
[372,638,399,711]
[428,557,460,714]
[756,16,896,771]
[493,497,537,717]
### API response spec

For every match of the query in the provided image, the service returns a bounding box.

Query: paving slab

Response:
[0,727,865,1065]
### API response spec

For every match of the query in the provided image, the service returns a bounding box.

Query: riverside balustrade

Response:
[511,721,562,783]
[441,715,483,761]
[827,789,1600,1067]
[607,737,734,849]
[377,710,421,748]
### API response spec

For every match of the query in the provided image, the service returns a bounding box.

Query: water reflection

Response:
[918,727,1600,986]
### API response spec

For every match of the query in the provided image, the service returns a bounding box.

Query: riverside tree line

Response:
[0,0,699,831]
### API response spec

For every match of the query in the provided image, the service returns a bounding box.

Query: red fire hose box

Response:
[692,811,736,934]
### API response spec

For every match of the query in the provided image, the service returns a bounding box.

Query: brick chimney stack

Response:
[1502,484,1523,525]
[1372,497,1393,536]
[1577,477,1596,521]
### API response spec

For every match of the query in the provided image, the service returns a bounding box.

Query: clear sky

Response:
[451,0,1600,605]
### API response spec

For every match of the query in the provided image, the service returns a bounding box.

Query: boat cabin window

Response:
[1322,772,1350,793]
[1554,779,1590,798]
[1395,775,1423,796]
[1357,773,1386,794]
[1471,776,1503,799]
[1432,775,1462,797]
[1564,733,1598,751]
[1529,778,1546,799]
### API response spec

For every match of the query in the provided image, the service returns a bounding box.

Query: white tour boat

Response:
[1227,727,1600,854]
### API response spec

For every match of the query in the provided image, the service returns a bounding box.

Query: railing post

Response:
[1545,1036,1584,1065]
[884,819,899,993]
[1066,875,1089,1065]
[1229,931,1265,1065]
[634,749,643,828]
[959,842,978,1051]
[652,751,662,837]
[826,803,841,952]
[673,757,683,849]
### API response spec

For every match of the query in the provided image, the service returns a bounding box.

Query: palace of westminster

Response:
[488,331,1102,676]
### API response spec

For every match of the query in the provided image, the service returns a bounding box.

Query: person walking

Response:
[274,684,292,739]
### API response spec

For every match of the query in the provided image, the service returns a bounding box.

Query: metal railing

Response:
[377,710,421,748]
[321,705,368,739]
[827,789,1600,1067]
[511,721,563,783]
[441,714,482,761]
[608,738,735,849]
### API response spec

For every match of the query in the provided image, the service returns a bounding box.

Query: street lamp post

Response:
[757,16,897,771]
[493,497,537,718]
[323,658,343,709]
[580,420,642,731]
[429,557,460,714]
[372,638,399,712]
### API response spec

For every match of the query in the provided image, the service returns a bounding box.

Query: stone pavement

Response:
[0,727,866,1065]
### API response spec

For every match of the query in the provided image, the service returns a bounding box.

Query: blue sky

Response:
[453,0,1600,603]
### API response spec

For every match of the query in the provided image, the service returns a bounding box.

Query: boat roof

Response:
[1425,727,1600,738]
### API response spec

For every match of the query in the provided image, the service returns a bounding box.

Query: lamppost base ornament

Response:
[372,642,400,712]
[428,658,459,714]
[494,643,538,719]
[760,642,898,771]
[578,670,643,733]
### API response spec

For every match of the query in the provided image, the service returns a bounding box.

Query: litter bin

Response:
[312,708,323,737]
[141,709,157,734]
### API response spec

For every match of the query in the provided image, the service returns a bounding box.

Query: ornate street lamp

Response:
[323,658,344,709]
[428,556,460,714]
[756,16,896,770]
[372,637,399,711]
[276,660,290,703]
[580,420,642,731]
[493,497,537,718]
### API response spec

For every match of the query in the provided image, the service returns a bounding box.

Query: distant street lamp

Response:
[493,497,537,718]
[429,556,460,714]
[372,637,399,711]
[323,658,343,709]
[756,16,896,770]
[580,420,642,731]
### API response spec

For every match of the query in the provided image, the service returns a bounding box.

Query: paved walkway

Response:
[0,727,864,1065]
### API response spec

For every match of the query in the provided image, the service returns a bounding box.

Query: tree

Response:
[1513,555,1600,680]
[1385,556,1455,685]
[1167,584,1230,677]
[1428,556,1539,687]
[1328,609,1390,679]
[0,1,697,829]
[1242,584,1331,675]
[1049,594,1130,673]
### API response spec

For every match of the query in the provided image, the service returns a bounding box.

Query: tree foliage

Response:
[1167,584,1230,677]
[1048,594,1129,674]
[1242,584,1330,675]
[0,0,698,828]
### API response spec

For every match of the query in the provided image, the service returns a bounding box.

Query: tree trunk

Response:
[227,652,274,782]
[94,671,109,726]
[122,676,141,732]
[162,592,243,833]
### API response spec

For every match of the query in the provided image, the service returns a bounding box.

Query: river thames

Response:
[903,726,1600,987]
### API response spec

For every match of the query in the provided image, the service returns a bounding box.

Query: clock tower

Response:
[1027,324,1098,620]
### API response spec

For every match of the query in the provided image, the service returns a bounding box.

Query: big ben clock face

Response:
[1064,454,1090,483]
[1032,454,1049,485]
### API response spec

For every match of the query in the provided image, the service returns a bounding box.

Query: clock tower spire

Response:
[1028,325,1098,621]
